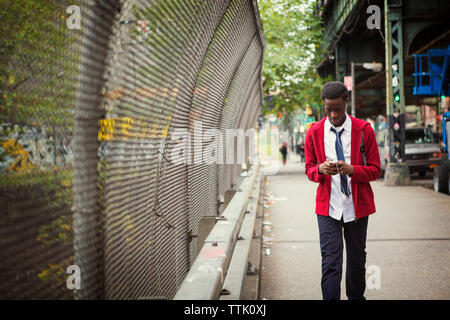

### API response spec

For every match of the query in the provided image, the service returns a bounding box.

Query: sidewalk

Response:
[260,152,450,300]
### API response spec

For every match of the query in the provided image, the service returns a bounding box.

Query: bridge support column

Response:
[384,0,410,185]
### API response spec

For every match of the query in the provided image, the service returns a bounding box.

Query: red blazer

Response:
[305,115,381,220]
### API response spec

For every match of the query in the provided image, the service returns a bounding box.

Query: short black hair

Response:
[321,81,348,101]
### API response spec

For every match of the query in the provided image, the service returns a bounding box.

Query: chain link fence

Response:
[0,0,264,299]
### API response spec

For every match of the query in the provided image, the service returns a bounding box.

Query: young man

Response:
[304,81,381,300]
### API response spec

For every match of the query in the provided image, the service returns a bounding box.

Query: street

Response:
[260,153,450,300]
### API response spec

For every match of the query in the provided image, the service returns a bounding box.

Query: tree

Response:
[0,0,78,131]
[258,0,329,117]
[0,0,78,298]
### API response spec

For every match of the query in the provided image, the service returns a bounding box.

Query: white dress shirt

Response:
[323,113,356,223]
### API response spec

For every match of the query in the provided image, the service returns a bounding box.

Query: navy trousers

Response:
[317,214,369,300]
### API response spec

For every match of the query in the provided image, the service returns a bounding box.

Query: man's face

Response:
[324,97,348,127]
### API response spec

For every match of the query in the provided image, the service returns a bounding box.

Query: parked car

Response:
[378,127,441,177]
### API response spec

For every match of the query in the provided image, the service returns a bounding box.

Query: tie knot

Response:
[330,127,344,137]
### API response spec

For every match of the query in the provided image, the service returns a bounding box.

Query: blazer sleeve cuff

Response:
[312,164,326,182]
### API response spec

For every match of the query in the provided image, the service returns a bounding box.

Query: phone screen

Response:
[328,160,339,173]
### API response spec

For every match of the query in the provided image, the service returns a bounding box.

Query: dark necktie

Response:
[330,127,350,197]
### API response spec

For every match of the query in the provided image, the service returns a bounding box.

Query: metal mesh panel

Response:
[73,0,122,300]
[0,0,85,299]
[188,0,261,264]
[218,38,262,197]
[98,0,205,300]
[0,0,264,299]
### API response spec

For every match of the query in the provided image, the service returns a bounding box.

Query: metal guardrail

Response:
[219,174,261,300]
[173,163,261,300]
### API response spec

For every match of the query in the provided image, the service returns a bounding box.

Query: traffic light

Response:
[389,113,405,160]
[390,114,403,140]
[394,94,400,102]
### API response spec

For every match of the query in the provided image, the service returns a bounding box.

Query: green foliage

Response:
[0,0,78,132]
[37,257,73,291]
[37,215,72,245]
[0,167,74,290]
[0,1,77,298]
[259,0,329,117]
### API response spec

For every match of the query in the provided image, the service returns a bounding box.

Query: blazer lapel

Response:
[315,117,327,163]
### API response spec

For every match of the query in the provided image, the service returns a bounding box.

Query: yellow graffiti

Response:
[1,138,34,172]
[121,117,134,138]
[98,118,116,141]
[98,115,172,141]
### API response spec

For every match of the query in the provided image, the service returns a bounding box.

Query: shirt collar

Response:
[325,113,351,133]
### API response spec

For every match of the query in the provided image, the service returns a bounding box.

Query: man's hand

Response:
[337,160,354,176]
[318,160,339,175]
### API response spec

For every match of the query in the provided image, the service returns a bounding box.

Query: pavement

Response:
[259,152,450,300]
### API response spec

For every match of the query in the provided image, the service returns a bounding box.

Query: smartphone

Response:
[328,160,339,173]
